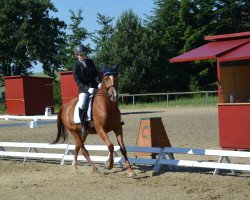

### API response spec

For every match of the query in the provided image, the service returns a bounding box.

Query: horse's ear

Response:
[101,64,105,72]
[114,65,119,72]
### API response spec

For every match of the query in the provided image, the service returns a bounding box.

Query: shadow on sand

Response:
[121,110,164,116]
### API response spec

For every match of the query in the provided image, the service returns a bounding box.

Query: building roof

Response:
[205,31,250,41]
[170,32,250,63]
[218,42,250,62]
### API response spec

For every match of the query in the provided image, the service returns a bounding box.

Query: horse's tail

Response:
[51,106,68,144]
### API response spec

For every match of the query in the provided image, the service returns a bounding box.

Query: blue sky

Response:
[33,0,155,72]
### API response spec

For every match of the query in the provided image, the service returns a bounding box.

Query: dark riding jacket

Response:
[73,59,100,93]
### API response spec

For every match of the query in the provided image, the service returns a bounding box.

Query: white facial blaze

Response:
[109,75,117,98]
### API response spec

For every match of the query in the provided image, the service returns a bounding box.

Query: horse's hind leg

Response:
[114,128,136,177]
[72,133,87,169]
[72,145,80,169]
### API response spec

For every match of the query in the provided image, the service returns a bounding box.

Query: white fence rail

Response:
[120,91,218,106]
[1,142,250,176]
[158,147,250,175]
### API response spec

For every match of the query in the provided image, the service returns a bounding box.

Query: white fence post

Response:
[206,92,209,105]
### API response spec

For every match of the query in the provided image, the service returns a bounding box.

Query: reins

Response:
[96,81,113,96]
[96,78,118,100]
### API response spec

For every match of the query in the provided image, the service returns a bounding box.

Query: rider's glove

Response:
[88,88,95,94]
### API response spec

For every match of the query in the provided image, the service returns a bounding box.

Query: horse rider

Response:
[72,44,101,136]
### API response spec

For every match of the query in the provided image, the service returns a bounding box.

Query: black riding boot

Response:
[79,108,88,136]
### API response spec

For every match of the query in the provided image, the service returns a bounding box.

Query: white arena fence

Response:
[0,115,57,128]
[119,91,218,106]
[0,142,249,176]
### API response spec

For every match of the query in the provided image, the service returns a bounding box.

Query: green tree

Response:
[148,0,192,92]
[114,10,162,93]
[92,13,115,52]
[61,9,90,70]
[147,0,249,92]
[213,0,250,34]
[0,0,66,80]
[93,10,167,94]
[92,13,115,67]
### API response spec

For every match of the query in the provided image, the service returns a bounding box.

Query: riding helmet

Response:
[73,44,87,55]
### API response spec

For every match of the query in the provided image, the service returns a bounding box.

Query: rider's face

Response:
[76,54,86,61]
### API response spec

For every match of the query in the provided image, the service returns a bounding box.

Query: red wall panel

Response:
[58,71,78,105]
[218,104,250,149]
[3,76,54,115]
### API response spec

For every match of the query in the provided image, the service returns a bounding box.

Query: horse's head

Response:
[101,65,119,102]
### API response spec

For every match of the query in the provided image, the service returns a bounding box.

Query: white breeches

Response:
[78,93,88,109]
[73,93,93,124]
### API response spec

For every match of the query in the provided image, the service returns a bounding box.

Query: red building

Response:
[58,71,78,105]
[170,31,250,150]
[3,75,54,115]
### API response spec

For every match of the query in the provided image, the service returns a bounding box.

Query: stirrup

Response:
[86,121,95,130]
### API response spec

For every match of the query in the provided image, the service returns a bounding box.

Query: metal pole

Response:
[133,96,135,106]
[167,94,169,106]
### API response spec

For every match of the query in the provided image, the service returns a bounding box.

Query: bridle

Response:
[97,74,118,101]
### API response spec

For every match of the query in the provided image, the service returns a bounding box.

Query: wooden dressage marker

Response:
[157,147,250,175]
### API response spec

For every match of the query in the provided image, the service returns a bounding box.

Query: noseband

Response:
[98,75,118,101]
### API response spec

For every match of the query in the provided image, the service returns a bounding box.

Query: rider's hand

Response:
[88,88,95,94]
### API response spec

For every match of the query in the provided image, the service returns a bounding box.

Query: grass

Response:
[0,87,4,93]
[119,95,218,109]
[0,95,218,115]
[0,102,6,114]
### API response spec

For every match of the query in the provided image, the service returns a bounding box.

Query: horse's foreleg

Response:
[106,142,114,170]
[115,129,136,177]
[116,134,133,171]
[97,128,114,170]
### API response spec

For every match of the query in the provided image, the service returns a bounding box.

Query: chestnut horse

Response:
[52,66,135,177]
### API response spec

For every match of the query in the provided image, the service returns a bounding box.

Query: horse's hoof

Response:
[105,162,114,170]
[127,171,136,178]
[93,170,101,175]
[72,161,77,169]
[72,165,77,170]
